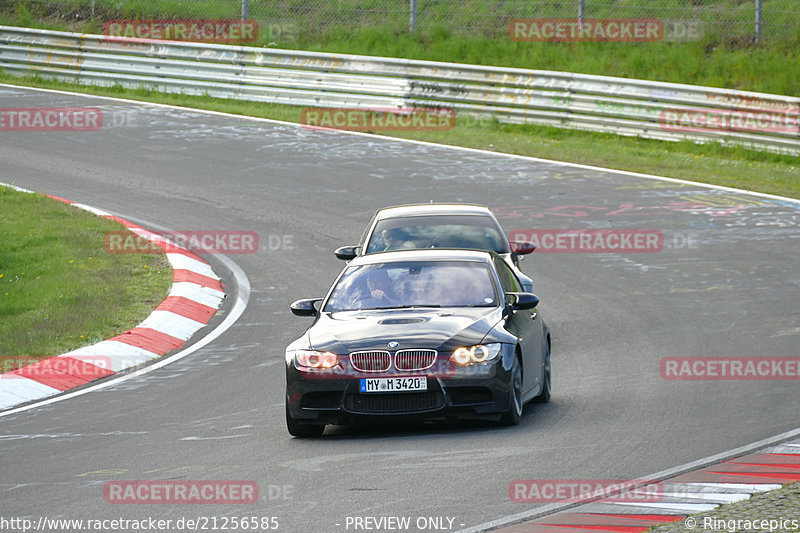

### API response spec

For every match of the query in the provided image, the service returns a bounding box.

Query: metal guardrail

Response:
[1,25,798,155]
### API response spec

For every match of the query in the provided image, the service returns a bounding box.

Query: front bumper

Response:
[285,349,515,425]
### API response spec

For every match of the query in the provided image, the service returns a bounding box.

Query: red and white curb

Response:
[492,437,800,532]
[0,184,225,410]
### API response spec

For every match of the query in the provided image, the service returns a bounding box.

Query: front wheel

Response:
[499,354,523,426]
[286,400,324,438]
[533,342,551,404]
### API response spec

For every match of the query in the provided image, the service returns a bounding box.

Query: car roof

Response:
[348,248,496,266]
[374,203,494,220]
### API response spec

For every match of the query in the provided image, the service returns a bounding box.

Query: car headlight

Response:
[291,349,339,369]
[449,343,502,365]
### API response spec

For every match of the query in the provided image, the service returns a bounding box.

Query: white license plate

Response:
[360,377,427,393]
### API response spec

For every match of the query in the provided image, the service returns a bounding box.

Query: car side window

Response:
[359,213,378,250]
[494,257,522,293]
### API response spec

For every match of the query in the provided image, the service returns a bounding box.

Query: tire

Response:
[500,353,523,426]
[286,400,325,438]
[533,342,551,404]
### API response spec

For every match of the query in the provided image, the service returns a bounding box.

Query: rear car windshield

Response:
[365,215,508,254]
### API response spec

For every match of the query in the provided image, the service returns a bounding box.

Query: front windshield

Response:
[324,260,498,311]
[365,215,508,254]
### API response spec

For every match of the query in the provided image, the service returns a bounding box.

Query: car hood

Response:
[307,307,504,354]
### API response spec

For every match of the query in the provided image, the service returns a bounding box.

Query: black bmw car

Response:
[333,204,537,292]
[284,249,551,437]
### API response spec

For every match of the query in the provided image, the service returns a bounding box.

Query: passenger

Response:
[375,229,414,252]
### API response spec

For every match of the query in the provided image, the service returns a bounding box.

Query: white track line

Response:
[1,82,798,205]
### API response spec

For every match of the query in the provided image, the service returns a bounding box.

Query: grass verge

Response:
[291,28,800,97]
[0,185,172,361]
[1,8,798,95]
[1,73,798,199]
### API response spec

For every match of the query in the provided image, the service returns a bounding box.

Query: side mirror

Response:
[334,245,359,260]
[506,292,539,310]
[510,240,536,258]
[290,298,323,317]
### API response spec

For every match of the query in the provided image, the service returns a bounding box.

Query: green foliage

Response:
[1,2,798,94]
[0,187,172,357]
[14,2,34,27]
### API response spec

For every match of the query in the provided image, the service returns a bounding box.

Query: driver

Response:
[365,269,401,306]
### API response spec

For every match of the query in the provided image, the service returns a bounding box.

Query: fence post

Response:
[578,0,586,21]
[409,0,418,33]
[754,0,763,43]
[241,0,249,21]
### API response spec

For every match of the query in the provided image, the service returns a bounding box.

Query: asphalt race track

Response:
[1,85,798,532]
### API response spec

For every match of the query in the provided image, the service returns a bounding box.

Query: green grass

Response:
[1,73,797,199]
[290,28,800,96]
[1,4,799,95]
[0,186,172,360]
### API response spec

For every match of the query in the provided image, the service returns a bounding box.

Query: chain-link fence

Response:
[2,0,798,43]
